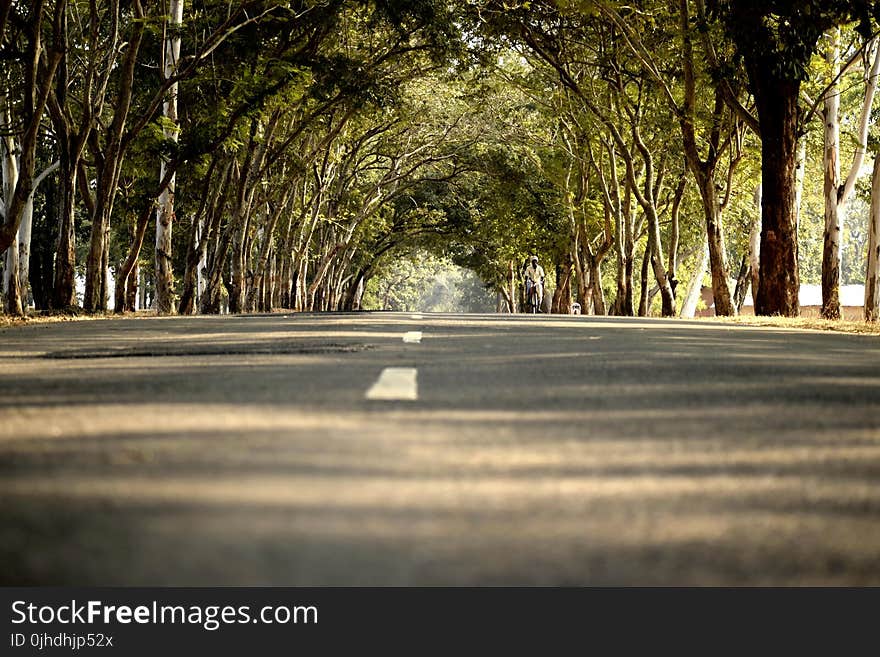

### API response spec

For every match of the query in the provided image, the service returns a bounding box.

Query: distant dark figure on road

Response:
[524,255,545,313]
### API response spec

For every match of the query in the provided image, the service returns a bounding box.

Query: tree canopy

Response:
[3,1,880,319]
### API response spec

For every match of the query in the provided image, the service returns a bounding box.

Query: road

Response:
[1,312,879,585]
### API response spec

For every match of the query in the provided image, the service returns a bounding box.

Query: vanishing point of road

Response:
[2,312,879,585]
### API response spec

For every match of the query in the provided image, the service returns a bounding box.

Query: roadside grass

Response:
[702,315,880,335]
[0,309,156,328]
[3,307,880,335]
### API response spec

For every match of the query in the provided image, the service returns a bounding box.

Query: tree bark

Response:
[551,254,572,314]
[678,1,734,316]
[52,154,77,308]
[83,0,145,312]
[2,115,22,315]
[114,201,153,312]
[638,240,650,317]
[0,0,62,258]
[749,67,801,317]
[155,0,184,315]
[732,255,751,313]
[865,155,880,321]
[16,190,34,306]
[589,257,606,315]
[821,37,880,319]
[749,184,762,303]
[699,177,733,316]
[821,30,842,319]
[127,261,139,311]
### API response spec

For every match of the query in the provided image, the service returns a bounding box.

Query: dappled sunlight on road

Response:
[2,312,880,585]
[3,393,880,585]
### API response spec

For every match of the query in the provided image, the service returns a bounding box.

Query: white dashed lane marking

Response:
[366,368,418,401]
[402,331,423,344]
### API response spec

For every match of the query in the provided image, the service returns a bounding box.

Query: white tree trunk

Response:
[822,30,843,318]
[195,216,207,305]
[155,0,184,314]
[823,36,880,318]
[865,156,880,320]
[16,199,32,306]
[749,183,762,300]
[795,134,807,224]
[2,109,21,315]
[3,237,21,314]
[680,239,709,319]
[16,162,58,307]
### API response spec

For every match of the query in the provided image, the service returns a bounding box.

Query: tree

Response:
[0,0,64,315]
[154,0,184,314]
[714,0,877,316]
[866,152,880,320]
[820,30,880,318]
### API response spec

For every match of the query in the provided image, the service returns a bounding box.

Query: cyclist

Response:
[523,255,545,312]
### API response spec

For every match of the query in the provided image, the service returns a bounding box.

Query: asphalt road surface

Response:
[2,312,879,585]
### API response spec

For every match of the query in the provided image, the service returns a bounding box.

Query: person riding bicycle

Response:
[523,255,545,312]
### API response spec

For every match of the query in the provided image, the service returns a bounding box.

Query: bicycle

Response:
[525,279,543,314]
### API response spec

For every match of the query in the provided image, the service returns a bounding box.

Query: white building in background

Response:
[701,283,866,318]
[738,284,865,309]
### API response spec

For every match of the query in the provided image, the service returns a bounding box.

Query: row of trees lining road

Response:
[3,1,880,320]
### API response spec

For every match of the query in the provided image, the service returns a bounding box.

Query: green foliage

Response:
[11,0,880,318]
[715,0,878,81]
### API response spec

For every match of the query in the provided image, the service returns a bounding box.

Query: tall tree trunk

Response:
[821,30,842,319]
[182,158,229,314]
[667,177,683,300]
[0,170,48,317]
[2,122,22,315]
[0,0,63,257]
[114,201,152,312]
[822,38,880,319]
[551,254,572,314]
[178,215,202,315]
[638,240,650,317]
[52,155,77,308]
[155,0,183,315]
[732,255,751,313]
[83,0,145,312]
[612,236,626,315]
[268,250,277,311]
[17,190,35,306]
[589,257,606,315]
[508,260,517,314]
[4,237,22,315]
[700,179,734,316]
[230,224,246,313]
[279,256,292,309]
[794,134,807,224]
[30,167,57,310]
[294,258,307,311]
[749,184,762,302]
[616,191,635,316]
[865,155,880,321]
[84,211,105,312]
[573,244,588,311]
[126,261,139,311]
[677,2,733,317]
[750,69,801,317]
[648,218,675,317]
